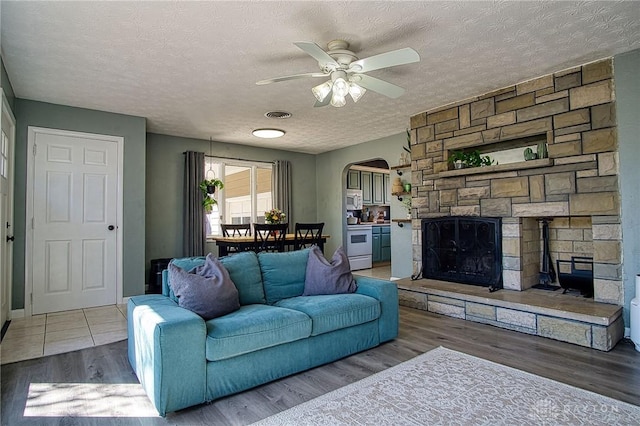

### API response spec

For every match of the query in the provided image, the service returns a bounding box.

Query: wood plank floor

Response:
[1,306,639,425]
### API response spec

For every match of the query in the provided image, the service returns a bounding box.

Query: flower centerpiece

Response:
[265,208,286,224]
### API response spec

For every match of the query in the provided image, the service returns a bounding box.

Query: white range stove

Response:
[346,224,373,270]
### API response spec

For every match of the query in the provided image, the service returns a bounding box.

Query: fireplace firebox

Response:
[422,217,502,291]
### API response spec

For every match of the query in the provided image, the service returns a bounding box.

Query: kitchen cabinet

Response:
[354,169,389,206]
[381,226,391,261]
[384,174,390,205]
[372,225,391,262]
[372,172,384,204]
[372,230,381,262]
[347,169,360,189]
[361,171,372,204]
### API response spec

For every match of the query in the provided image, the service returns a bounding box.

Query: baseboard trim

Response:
[1,320,10,341]
[9,301,128,320]
[11,309,25,319]
[625,326,631,338]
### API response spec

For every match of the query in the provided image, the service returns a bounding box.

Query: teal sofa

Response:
[127,249,399,416]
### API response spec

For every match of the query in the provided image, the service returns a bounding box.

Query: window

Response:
[1,131,7,178]
[205,158,273,236]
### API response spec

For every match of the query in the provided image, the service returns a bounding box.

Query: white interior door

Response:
[29,128,121,315]
[0,94,16,326]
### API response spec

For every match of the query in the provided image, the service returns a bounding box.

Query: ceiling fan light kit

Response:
[348,82,366,103]
[312,81,332,102]
[256,39,420,108]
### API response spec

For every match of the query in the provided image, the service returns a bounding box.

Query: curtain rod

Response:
[182,151,275,164]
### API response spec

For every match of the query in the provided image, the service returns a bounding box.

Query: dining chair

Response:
[253,223,288,253]
[221,223,252,237]
[293,222,325,250]
[220,224,252,254]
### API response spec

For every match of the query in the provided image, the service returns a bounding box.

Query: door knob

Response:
[6,235,14,242]
[108,225,115,231]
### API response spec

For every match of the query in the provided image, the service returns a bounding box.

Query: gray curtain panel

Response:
[272,160,292,227]
[183,151,206,256]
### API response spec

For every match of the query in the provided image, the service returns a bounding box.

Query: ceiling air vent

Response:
[264,111,292,119]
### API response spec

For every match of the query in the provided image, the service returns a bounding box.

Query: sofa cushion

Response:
[205,304,311,361]
[168,256,240,320]
[258,249,310,304]
[219,251,266,305]
[275,294,380,336]
[303,246,357,296]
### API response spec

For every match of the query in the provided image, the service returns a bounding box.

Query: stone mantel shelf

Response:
[432,158,552,179]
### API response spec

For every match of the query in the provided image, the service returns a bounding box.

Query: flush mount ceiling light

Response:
[252,128,285,138]
[256,39,420,108]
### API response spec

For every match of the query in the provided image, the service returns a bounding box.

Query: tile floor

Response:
[0,304,128,365]
[353,264,392,281]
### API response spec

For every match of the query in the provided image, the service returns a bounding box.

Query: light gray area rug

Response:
[254,346,640,426]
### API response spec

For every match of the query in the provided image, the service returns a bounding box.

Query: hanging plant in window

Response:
[200,178,223,195]
[200,137,224,213]
[199,179,224,213]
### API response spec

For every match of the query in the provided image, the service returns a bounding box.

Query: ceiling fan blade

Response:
[256,72,329,85]
[314,89,332,107]
[349,47,420,73]
[355,74,405,99]
[294,42,339,68]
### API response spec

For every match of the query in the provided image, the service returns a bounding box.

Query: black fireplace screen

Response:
[422,217,502,289]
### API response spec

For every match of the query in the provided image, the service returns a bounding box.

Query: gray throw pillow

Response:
[168,254,240,320]
[303,245,357,296]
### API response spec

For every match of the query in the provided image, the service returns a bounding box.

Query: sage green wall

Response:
[615,48,640,327]
[315,132,413,279]
[12,100,146,308]
[145,133,317,281]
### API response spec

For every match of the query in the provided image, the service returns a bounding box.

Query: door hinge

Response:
[30,293,33,304]
[33,144,37,156]
[31,217,34,229]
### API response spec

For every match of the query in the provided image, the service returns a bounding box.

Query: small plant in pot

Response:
[448,150,468,169]
[199,178,224,213]
[200,178,224,195]
[402,196,412,219]
[448,150,495,169]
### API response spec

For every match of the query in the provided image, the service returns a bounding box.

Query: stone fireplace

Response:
[407,58,622,306]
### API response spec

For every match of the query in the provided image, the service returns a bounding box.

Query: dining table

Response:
[211,233,330,257]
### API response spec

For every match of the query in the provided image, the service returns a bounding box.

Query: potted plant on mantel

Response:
[199,178,224,213]
[448,150,495,169]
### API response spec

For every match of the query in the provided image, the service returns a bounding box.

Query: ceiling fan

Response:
[256,40,420,107]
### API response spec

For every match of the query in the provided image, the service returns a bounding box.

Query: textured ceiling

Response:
[2,1,639,154]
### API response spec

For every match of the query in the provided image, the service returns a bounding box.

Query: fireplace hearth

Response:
[422,217,502,291]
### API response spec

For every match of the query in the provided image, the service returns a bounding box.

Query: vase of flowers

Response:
[265,208,286,224]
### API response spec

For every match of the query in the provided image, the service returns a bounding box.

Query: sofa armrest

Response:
[127,295,207,416]
[354,276,399,342]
